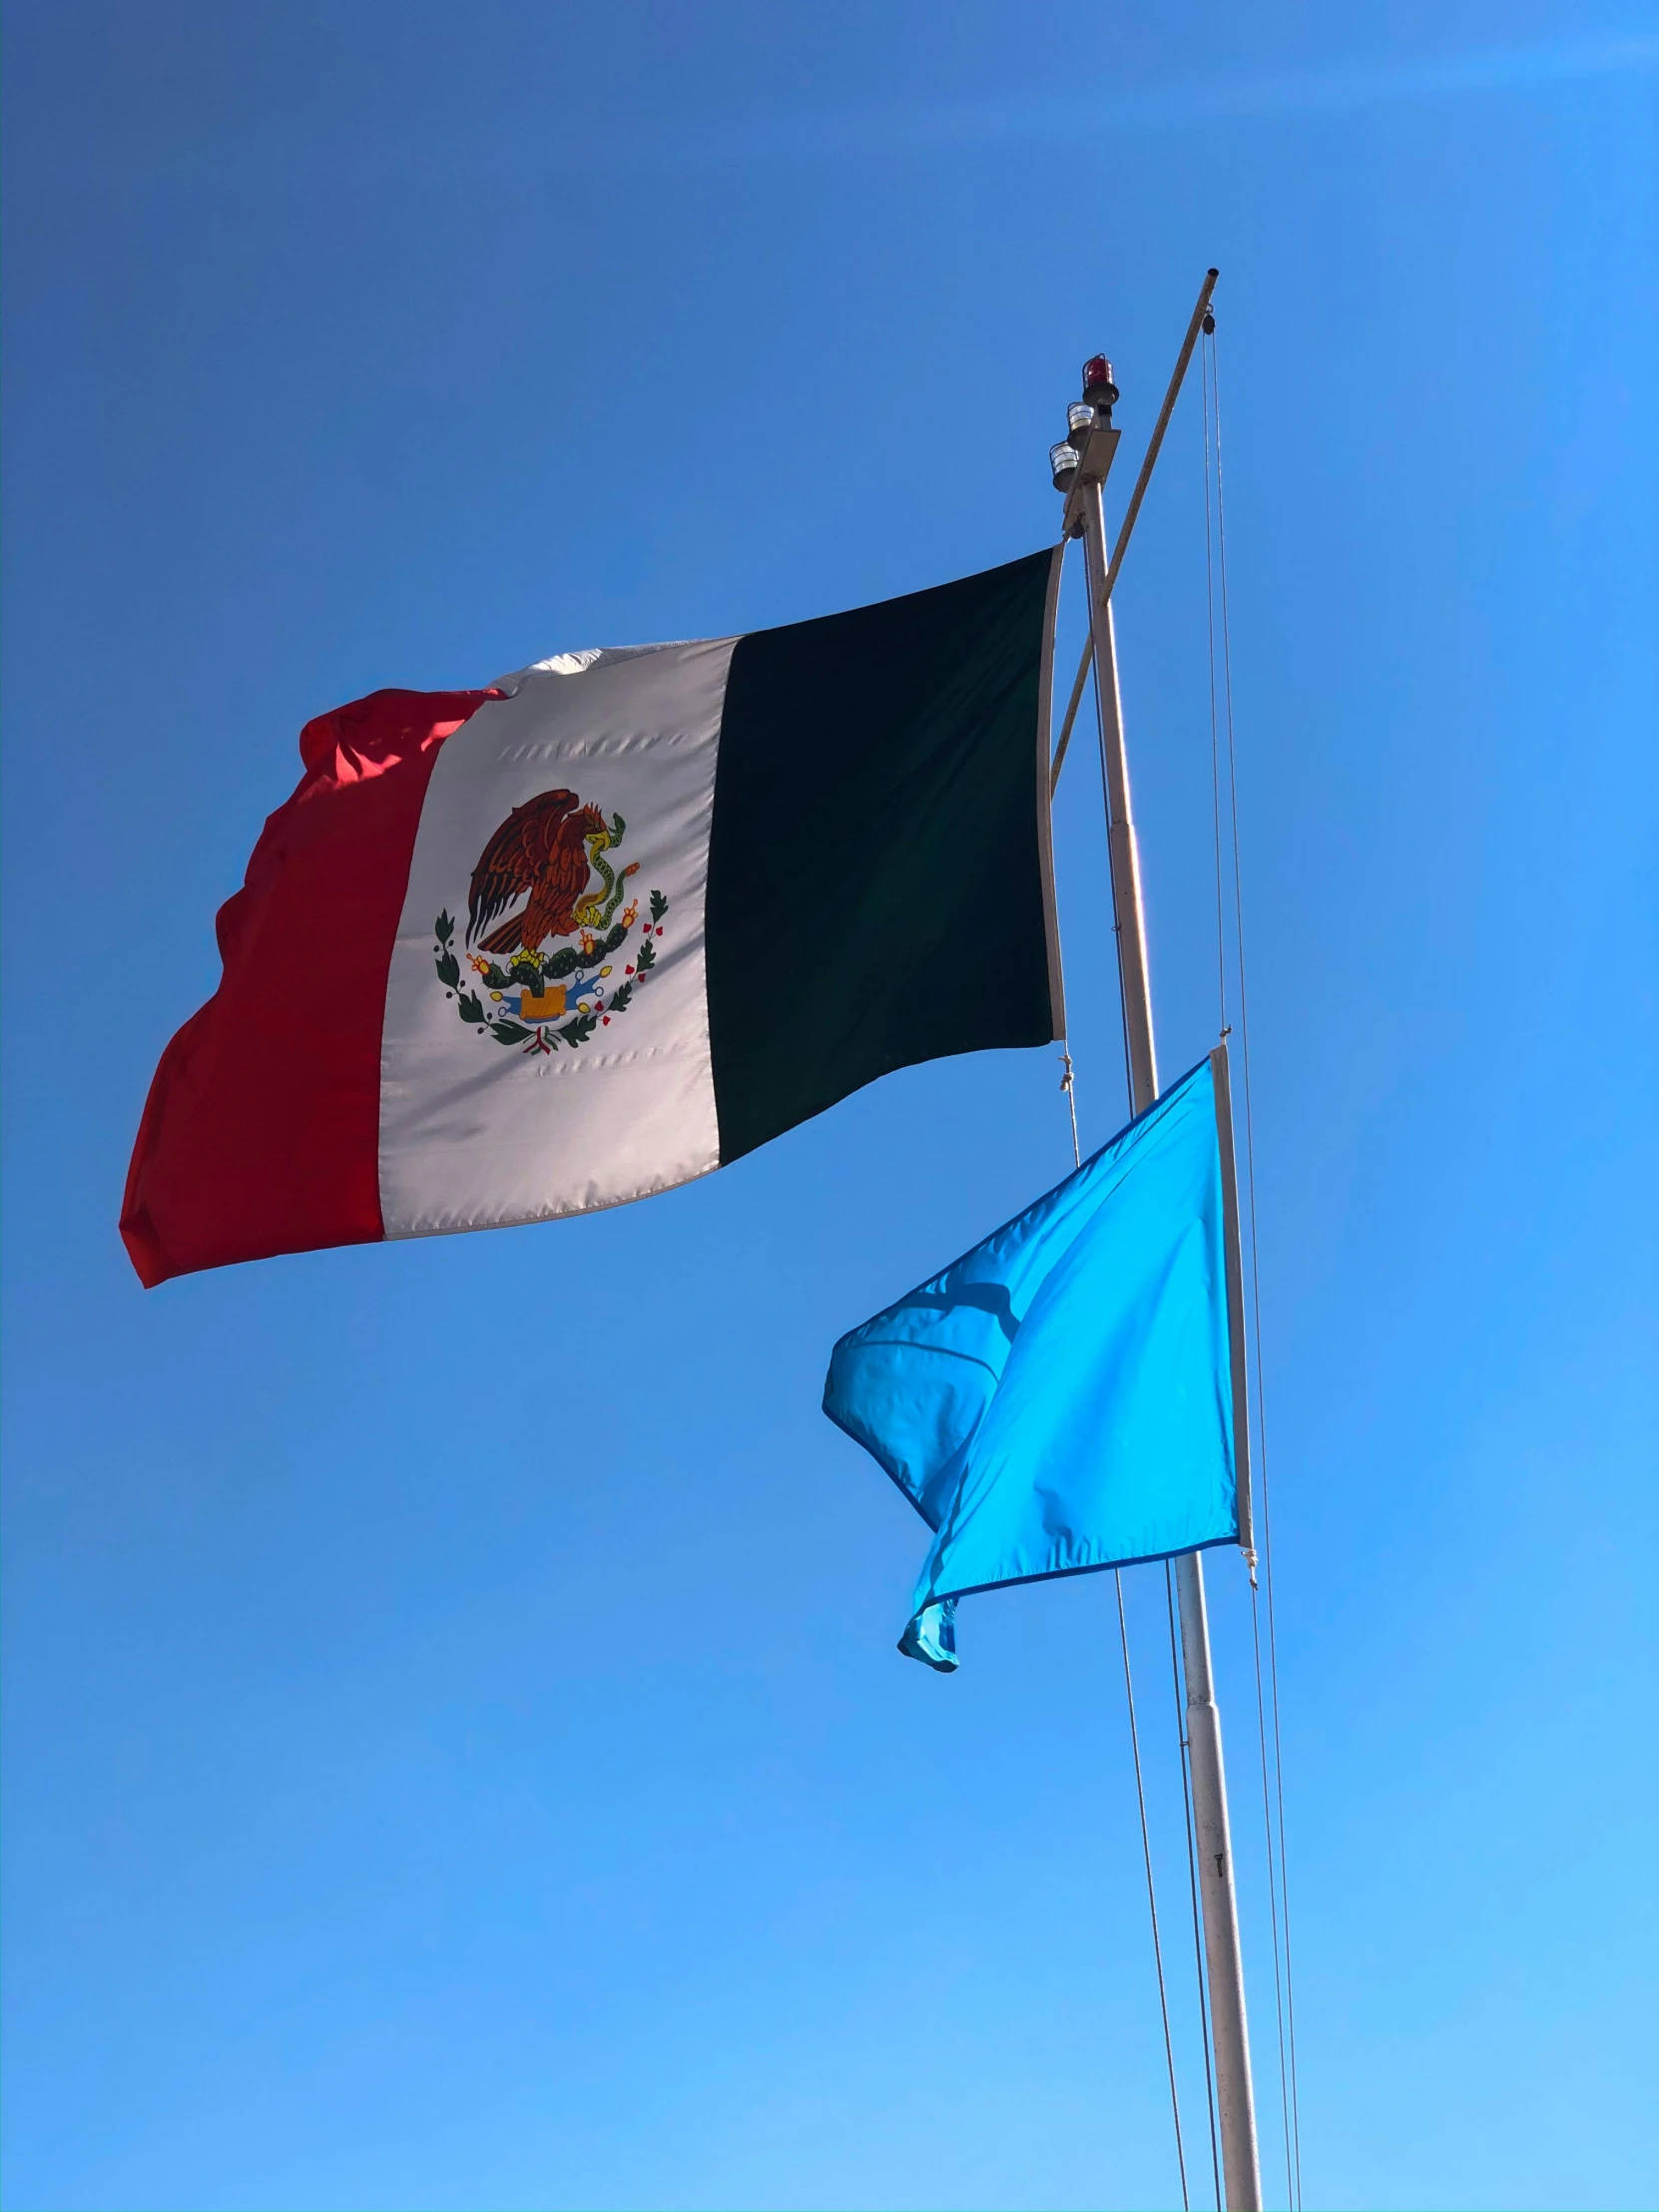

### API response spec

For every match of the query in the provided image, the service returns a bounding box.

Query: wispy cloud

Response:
[35,26,1659,189]
[699,29,1659,165]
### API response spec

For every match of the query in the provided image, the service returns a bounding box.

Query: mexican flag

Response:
[122,549,1066,1286]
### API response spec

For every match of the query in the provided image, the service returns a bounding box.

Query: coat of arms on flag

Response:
[432,792,670,1060]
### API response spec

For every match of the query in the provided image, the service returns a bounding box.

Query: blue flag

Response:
[824,1050,1251,1670]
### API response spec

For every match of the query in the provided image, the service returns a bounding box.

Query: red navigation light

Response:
[1081,354,1119,406]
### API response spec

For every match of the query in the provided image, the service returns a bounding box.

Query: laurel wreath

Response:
[433,887,669,1053]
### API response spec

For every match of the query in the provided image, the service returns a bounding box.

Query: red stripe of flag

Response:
[121,687,497,1287]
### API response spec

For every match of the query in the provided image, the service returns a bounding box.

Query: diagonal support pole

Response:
[1050,268,1219,797]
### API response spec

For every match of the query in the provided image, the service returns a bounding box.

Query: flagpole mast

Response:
[1054,322,1264,2212]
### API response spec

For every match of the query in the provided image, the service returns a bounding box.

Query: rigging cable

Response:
[1201,334,1228,1035]
[1205,315,1306,2209]
[1117,1570,1192,2212]
[1166,1560,1223,2210]
[1202,325,1292,2194]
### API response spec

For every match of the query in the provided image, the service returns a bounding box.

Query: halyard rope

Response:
[1060,1051,1082,1169]
[1204,315,1305,2210]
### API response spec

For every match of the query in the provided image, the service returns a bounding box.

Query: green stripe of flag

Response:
[707,547,1064,1163]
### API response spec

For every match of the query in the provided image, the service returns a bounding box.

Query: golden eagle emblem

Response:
[432,791,668,1058]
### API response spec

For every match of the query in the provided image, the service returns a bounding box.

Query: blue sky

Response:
[3,5,1655,2208]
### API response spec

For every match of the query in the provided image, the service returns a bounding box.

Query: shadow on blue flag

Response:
[824,1049,1252,1670]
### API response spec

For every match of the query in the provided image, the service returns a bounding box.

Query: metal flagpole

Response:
[1051,321,1264,2212]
